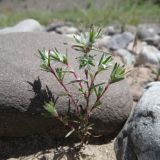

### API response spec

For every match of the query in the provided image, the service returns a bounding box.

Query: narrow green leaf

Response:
[93,84,98,97]
[89,71,94,80]
[55,68,65,80]
[38,49,46,61]
[103,55,112,64]
[110,63,126,83]
[97,85,104,97]
[68,79,84,84]
[40,64,51,72]
[79,88,85,95]
[91,82,105,89]
[98,53,105,66]
[65,128,75,138]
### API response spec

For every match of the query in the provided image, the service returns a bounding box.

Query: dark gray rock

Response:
[114,82,160,160]
[54,26,78,36]
[144,35,160,50]
[103,25,121,36]
[45,21,73,32]
[107,32,134,50]
[0,32,133,138]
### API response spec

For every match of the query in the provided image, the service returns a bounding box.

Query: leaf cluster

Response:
[110,63,126,83]
[73,25,101,53]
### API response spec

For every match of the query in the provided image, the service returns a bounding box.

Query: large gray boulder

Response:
[0,32,133,138]
[114,82,160,160]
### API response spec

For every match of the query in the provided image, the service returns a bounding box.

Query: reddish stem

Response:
[67,64,87,98]
[50,66,80,114]
[85,69,90,91]
[86,71,98,110]
[90,82,111,112]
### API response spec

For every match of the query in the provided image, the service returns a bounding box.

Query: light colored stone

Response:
[94,36,111,49]
[127,41,147,55]
[65,33,75,38]
[0,19,44,33]
[126,66,154,102]
[136,45,160,65]
[116,49,135,65]
[55,26,78,34]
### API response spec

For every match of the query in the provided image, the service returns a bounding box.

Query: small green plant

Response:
[38,25,126,147]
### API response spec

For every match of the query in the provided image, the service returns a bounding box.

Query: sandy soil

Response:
[0,133,116,160]
[6,143,116,160]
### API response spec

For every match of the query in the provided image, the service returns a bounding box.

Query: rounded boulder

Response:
[0,32,133,138]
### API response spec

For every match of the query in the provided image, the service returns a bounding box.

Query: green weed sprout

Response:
[38,25,126,147]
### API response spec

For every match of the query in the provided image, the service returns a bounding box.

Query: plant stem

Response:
[86,71,98,110]
[50,66,80,114]
[67,64,87,99]
[90,81,111,112]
